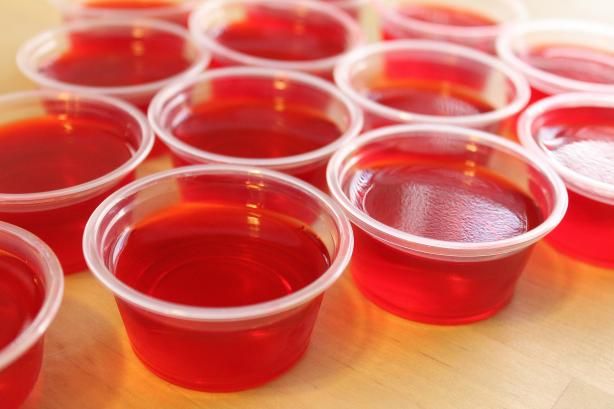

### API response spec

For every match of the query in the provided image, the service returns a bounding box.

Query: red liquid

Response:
[114,203,330,390]
[84,0,191,25]
[398,4,496,27]
[369,82,494,117]
[381,4,498,52]
[531,106,614,265]
[170,99,342,188]
[213,8,348,62]
[0,116,134,273]
[525,45,614,85]
[87,0,179,9]
[0,251,45,409]
[345,152,543,323]
[38,28,193,110]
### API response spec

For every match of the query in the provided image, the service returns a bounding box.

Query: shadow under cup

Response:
[83,166,353,391]
[327,125,567,324]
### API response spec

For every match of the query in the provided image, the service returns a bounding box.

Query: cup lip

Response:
[149,66,364,169]
[188,0,364,74]
[375,0,528,39]
[496,19,614,94]
[326,124,568,259]
[48,0,201,18]
[83,165,354,322]
[17,18,211,98]
[518,92,614,204]
[0,90,154,207]
[333,40,531,127]
[0,222,64,371]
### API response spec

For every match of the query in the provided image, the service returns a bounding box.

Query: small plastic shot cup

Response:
[148,67,363,190]
[48,0,201,26]
[17,19,210,112]
[518,93,614,267]
[376,0,527,53]
[0,222,63,409]
[497,20,614,102]
[189,0,364,78]
[327,124,567,324]
[0,91,153,274]
[334,40,530,137]
[83,165,353,391]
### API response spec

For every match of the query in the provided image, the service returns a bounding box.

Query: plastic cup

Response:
[148,67,363,190]
[188,0,364,78]
[375,0,527,53]
[327,124,567,324]
[334,40,530,136]
[0,222,63,409]
[17,19,210,112]
[497,19,614,101]
[0,91,153,274]
[518,93,614,266]
[48,0,201,26]
[83,165,353,391]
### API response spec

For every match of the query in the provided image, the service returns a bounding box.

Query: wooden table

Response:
[4,1,614,408]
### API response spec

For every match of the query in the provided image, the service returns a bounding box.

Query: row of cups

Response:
[3,0,614,406]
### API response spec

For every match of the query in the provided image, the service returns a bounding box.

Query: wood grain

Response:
[3,1,614,408]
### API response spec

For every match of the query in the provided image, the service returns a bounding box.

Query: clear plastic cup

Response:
[497,19,614,101]
[327,124,567,324]
[0,222,63,409]
[188,0,364,78]
[17,18,210,112]
[0,91,153,274]
[148,67,363,190]
[376,0,527,53]
[518,93,614,266]
[48,0,201,26]
[334,40,530,136]
[83,165,353,391]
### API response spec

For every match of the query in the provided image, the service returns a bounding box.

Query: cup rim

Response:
[496,19,614,94]
[148,66,364,169]
[83,165,354,322]
[188,0,364,74]
[0,222,64,371]
[0,90,154,206]
[326,124,568,260]
[17,18,211,98]
[375,0,527,39]
[48,0,202,18]
[517,92,614,204]
[333,40,531,127]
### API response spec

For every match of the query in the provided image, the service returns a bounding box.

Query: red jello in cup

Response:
[0,91,153,274]
[0,222,63,409]
[376,0,526,53]
[518,93,614,266]
[188,0,363,78]
[327,124,567,324]
[334,40,530,136]
[48,0,200,26]
[17,19,210,112]
[148,67,363,190]
[83,165,353,391]
[497,20,614,102]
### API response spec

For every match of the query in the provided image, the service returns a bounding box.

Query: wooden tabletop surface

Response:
[4,1,614,408]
